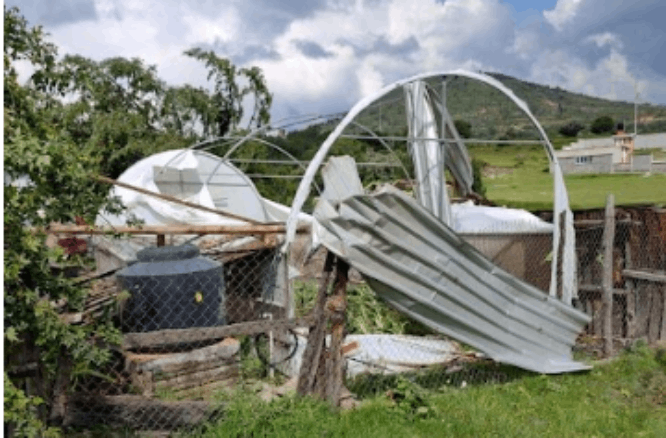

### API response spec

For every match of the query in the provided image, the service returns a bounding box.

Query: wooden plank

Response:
[63,395,217,430]
[648,282,663,344]
[126,338,239,374]
[622,269,666,283]
[626,279,636,339]
[123,317,314,350]
[45,223,310,236]
[297,251,335,397]
[602,194,615,356]
[661,288,666,341]
[155,365,238,392]
[635,281,651,338]
[95,174,261,225]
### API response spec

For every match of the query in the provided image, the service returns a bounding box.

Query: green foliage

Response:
[4,374,60,438]
[471,157,487,198]
[454,119,472,139]
[294,281,430,335]
[4,7,126,434]
[590,115,615,134]
[559,121,585,137]
[184,48,272,137]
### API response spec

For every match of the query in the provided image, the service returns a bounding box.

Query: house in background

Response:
[554,131,666,174]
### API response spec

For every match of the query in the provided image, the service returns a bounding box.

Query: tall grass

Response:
[186,342,666,437]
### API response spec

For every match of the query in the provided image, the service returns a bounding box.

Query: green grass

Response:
[469,144,666,210]
[184,343,666,437]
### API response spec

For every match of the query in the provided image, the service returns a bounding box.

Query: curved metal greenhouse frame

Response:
[285,69,576,303]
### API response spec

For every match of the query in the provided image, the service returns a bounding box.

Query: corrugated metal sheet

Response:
[314,162,590,373]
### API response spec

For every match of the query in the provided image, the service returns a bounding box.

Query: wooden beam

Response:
[122,316,314,350]
[575,219,640,227]
[44,223,310,236]
[622,269,666,283]
[602,194,615,357]
[95,175,262,225]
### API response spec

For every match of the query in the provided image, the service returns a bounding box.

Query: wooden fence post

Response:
[602,194,615,356]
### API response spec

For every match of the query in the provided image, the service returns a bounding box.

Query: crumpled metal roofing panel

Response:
[314,185,590,374]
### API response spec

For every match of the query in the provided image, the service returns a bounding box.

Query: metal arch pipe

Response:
[199,136,323,196]
[347,121,413,184]
[283,70,574,303]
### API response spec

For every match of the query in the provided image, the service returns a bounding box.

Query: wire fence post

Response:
[603,194,615,356]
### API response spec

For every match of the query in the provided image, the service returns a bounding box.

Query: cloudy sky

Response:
[8,0,666,123]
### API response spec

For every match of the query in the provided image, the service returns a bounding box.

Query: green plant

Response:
[590,115,615,134]
[559,121,584,137]
[386,376,437,420]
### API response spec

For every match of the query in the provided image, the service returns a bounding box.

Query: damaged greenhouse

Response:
[32,70,601,430]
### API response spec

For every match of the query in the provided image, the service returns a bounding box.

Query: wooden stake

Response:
[297,252,335,397]
[325,258,349,407]
[602,194,615,356]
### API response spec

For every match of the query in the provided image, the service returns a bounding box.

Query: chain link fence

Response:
[24,205,663,435]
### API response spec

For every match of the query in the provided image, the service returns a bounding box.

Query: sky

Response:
[7,0,666,125]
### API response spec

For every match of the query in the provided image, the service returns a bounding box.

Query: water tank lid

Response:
[136,244,200,262]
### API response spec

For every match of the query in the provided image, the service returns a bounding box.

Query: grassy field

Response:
[468,144,666,210]
[186,343,666,438]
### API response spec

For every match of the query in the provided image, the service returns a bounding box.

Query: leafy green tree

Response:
[559,121,584,137]
[4,7,124,435]
[590,115,615,134]
[184,48,273,137]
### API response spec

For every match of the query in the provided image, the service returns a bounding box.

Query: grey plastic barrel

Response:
[117,244,225,332]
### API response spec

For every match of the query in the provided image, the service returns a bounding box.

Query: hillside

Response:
[330,72,666,140]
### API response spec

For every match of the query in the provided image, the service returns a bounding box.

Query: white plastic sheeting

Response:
[93,148,312,271]
[450,201,554,234]
[285,332,462,378]
[97,149,269,227]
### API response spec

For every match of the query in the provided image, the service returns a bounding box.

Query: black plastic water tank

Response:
[117,244,225,332]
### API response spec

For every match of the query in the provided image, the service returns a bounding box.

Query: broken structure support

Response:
[296,252,350,408]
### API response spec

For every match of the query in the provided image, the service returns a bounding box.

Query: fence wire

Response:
[13,207,664,436]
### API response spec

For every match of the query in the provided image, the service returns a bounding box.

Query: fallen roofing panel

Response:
[313,158,590,374]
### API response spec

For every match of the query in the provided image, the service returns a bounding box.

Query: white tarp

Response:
[94,148,312,270]
[450,201,554,234]
[97,149,269,227]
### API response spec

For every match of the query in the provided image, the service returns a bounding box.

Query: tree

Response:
[590,115,615,134]
[183,48,272,137]
[559,121,584,137]
[4,8,123,435]
[454,119,472,139]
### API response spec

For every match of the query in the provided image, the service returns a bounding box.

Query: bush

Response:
[590,115,615,134]
[454,119,472,139]
[559,121,584,137]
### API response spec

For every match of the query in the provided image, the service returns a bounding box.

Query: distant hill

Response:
[296,72,666,142]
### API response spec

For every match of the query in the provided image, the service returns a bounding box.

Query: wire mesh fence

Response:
[14,206,664,436]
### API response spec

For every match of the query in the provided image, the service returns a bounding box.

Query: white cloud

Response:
[543,0,584,32]
[584,32,622,49]
[528,48,644,102]
[13,0,665,125]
